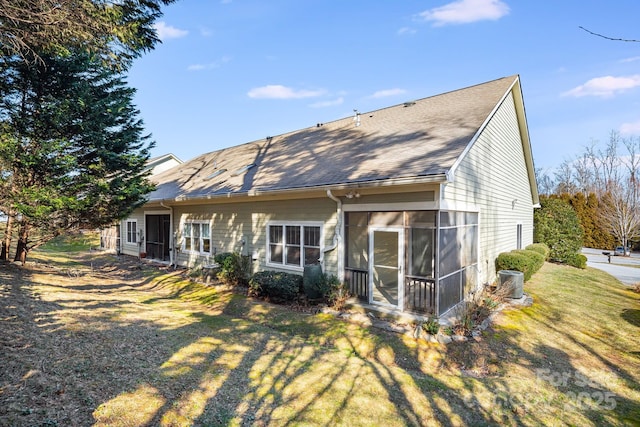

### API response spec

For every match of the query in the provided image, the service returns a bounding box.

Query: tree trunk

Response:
[14,222,28,266]
[1,214,13,261]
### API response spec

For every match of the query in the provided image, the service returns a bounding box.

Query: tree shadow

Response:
[621,308,640,328]
[3,259,640,426]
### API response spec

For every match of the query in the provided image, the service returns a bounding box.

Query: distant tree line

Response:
[536,131,640,251]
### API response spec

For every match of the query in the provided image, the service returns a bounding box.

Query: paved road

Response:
[582,247,640,286]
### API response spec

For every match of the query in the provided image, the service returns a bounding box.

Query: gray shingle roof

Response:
[149,75,519,201]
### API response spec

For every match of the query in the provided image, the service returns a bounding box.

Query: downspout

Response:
[323,189,343,280]
[160,201,175,267]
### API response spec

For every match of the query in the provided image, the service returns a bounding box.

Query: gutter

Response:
[148,173,449,205]
[323,189,343,280]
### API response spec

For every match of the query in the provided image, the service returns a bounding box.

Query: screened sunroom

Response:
[344,210,479,317]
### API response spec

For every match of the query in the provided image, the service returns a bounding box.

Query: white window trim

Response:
[125,219,138,245]
[266,221,323,271]
[181,220,212,255]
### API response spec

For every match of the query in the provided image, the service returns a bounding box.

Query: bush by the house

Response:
[495,249,545,281]
[322,274,350,310]
[514,249,545,273]
[534,196,584,264]
[525,243,550,260]
[248,270,302,301]
[565,253,587,269]
[214,252,250,286]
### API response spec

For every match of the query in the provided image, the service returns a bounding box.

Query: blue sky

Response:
[127,0,640,171]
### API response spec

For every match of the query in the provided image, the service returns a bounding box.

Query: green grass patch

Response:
[3,247,640,426]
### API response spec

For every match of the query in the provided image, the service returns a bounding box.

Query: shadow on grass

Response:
[2,260,640,426]
[621,308,640,328]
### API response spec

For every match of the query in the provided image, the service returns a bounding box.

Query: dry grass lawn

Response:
[1,238,639,426]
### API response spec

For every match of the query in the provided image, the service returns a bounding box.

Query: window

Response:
[182,221,211,254]
[126,220,137,244]
[267,223,321,269]
[516,223,523,250]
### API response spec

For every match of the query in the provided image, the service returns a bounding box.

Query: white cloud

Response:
[369,88,407,99]
[620,56,640,63]
[247,85,325,99]
[563,75,640,97]
[309,97,344,108]
[154,21,188,40]
[187,56,231,71]
[397,27,417,36]
[620,119,640,135]
[418,0,509,26]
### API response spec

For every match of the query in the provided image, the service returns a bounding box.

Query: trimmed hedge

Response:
[565,253,587,269]
[248,270,302,301]
[495,249,545,282]
[514,249,545,273]
[525,243,550,260]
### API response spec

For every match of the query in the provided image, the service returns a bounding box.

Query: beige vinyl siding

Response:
[343,190,436,206]
[174,197,338,276]
[120,211,145,257]
[443,91,534,285]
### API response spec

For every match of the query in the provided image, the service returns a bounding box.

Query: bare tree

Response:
[579,26,640,43]
[535,167,555,196]
[554,160,577,194]
[597,134,640,249]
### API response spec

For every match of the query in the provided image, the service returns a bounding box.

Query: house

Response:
[122,75,538,318]
[99,153,183,253]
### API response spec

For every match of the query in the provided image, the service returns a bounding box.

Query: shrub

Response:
[496,249,545,281]
[248,270,302,301]
[565,253,587,269]
[422,317,440,335]
[525,243,550,260]
[496,251,533,281]
[514,249,545,273]
[214,252,250,286]
[324,275,350,311]
[534,196,584,264]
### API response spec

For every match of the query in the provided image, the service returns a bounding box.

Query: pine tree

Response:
[0,51,154,262]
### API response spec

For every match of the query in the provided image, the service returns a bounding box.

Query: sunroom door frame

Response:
[368,226,404,310]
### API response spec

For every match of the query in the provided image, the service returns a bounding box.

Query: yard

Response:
[1,238,639,426]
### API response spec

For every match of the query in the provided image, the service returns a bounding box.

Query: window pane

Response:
[408,228,434,278]
[203,239,211,253]
[406,211,436,227]
[202,223,210,238]
[304,226,320,247]
[193,223,201,239]
[270,243,283,263]
[346,223,368,270]
[270,225,283,243]
[346,211,368,226]
[185,237,192,251]
[304,247,320,265]
[286,226,300,245]
[439,272,462,315]
[439,227,462,276]
[369,211,403,226]
[286,245,300,266]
